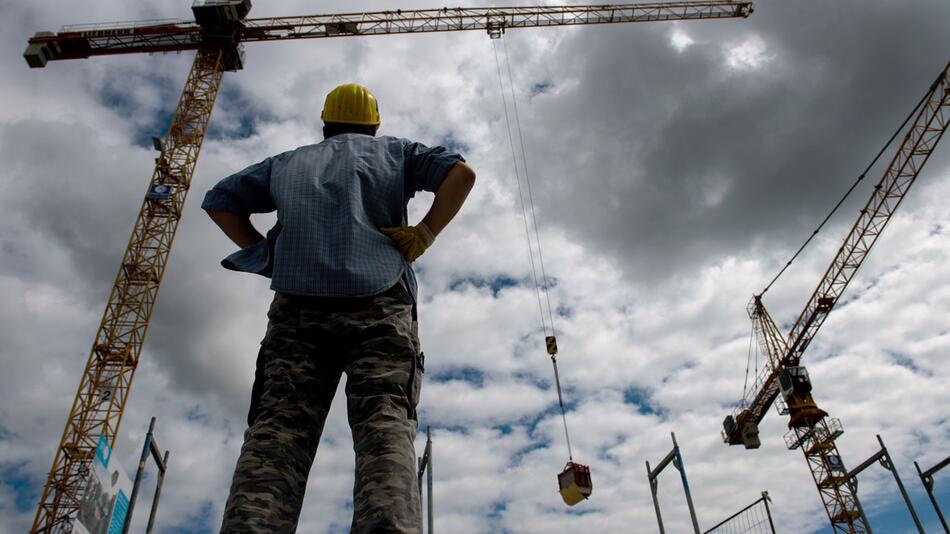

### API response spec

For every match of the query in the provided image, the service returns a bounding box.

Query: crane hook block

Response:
[558,462,592,506]
[545,336,558,355]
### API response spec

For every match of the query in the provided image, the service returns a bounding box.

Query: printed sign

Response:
[73,435,133,534]
[827,453,846,473]
[146,184,173,199]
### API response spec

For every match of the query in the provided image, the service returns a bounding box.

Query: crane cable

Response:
[740,320,758,408]
[492,36,574,461]
[758,81,934,297]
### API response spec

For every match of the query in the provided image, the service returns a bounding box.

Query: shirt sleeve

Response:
[201,158,277,215]
[402,141,465,196]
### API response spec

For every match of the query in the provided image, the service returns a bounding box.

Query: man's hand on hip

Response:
[380,223,435,263]
[382,161,475,263]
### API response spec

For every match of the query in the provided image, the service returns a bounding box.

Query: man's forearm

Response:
[206,209,264,248]
[421,161,476,237]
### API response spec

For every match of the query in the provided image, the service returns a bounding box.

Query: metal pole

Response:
[855,484,872,533]
[416,426,434,533]
[671,433,701,534]
[145,450,169,534]
[761,491,776,534]
[417,456,425,502]
[426,426,434,534]
[646,460,665,534]
[846,477,874,534]
[876,435,924,533]
[915,457,949,533]
[123,417,156,534]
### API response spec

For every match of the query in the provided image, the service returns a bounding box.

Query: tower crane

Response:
[722,60,950,533]
[23,1,753,531]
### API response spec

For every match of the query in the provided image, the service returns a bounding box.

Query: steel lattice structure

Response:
[31,47,225,533]
[723,60,950,534]
[750,300,868,532]
[24,1,752,531]
[27,2,752,63]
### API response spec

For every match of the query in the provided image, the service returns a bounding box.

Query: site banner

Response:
[73,435,133,534]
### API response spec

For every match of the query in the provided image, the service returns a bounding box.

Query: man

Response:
[202,83,475,533]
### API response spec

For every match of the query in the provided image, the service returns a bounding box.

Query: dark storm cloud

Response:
[0,117,266,410]
[510,0,950,285]
[0,120,151,300]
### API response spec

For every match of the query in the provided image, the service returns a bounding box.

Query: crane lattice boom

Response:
[25,2,751,65]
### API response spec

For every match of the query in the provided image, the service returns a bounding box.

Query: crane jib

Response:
[24,2,752,68]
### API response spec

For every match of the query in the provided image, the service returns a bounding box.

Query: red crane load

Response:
[558,462,592,506]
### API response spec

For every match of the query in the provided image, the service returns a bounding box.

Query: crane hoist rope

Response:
[491,36,591,506]
[491,39,552,340]
[758,80,934,297]
[740,320,758,408]
[502,35,559,336]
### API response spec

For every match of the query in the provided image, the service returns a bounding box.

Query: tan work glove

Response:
[381,222,435,262]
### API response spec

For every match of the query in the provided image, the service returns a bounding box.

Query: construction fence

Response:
[704,491,776,534]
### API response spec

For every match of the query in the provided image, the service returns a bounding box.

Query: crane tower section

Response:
[32,48,225,532]
[31,46,227,533]
[30,4,249,530]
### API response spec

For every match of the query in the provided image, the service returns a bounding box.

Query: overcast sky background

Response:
[1,0,949,532]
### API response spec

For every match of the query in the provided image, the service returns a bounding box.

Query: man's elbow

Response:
[454,161,476,187]
[206,208,246,226]
[205,208,228,221]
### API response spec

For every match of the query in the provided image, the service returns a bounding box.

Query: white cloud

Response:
[725,35,774,71]
[669,29,695,53]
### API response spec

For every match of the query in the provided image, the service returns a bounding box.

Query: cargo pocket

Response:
[246,344,269,426]
[406,351,424,422]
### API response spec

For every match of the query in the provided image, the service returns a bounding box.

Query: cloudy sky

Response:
[1,0,949,532]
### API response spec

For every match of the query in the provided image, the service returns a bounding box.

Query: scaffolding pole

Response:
[844,434,924,533]
[417,425,434,534]
[914,454,949,533]
[122,416,170,534]
[762,490,776,532]
[646,432,701,534]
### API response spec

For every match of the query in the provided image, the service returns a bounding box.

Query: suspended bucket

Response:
[558,462,592,506]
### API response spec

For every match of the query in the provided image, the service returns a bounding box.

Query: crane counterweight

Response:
[191,0,252,27]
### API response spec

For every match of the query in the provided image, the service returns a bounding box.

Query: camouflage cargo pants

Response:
[220,286,424,533]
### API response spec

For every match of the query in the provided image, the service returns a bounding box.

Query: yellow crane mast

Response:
[23,1,753,531]
[722,60,950,533]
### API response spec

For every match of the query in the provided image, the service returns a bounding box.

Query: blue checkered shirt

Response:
[201,134,464,299]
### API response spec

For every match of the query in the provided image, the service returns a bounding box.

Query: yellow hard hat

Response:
[321,83,381,126]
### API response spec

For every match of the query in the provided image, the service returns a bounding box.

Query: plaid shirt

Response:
[201,134,463,299]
